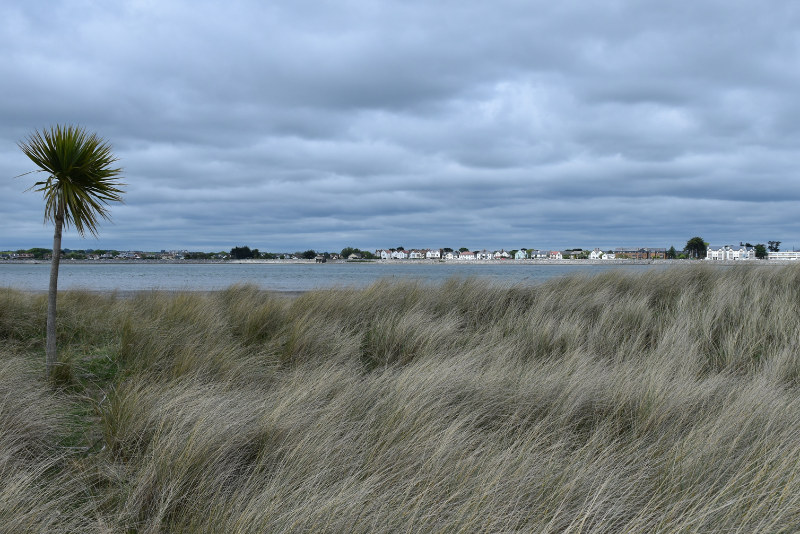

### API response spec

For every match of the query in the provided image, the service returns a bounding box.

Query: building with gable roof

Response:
[707,245,756,260]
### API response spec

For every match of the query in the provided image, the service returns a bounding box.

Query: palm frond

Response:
[17,125,126,238]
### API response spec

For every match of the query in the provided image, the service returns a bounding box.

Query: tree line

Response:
[229,246,378,260]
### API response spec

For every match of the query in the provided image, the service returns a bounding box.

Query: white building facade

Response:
[707,245,756,261]
[768,251,800,260]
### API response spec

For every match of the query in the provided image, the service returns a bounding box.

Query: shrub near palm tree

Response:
[17,125,125,378]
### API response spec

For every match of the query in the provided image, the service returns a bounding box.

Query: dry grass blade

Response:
[2,264,800,531]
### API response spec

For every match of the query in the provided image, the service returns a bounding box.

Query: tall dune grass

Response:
[2,264,800,532]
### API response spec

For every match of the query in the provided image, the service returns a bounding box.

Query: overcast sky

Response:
[2,0,799,253]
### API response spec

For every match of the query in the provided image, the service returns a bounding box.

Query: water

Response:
[0,261,660,292]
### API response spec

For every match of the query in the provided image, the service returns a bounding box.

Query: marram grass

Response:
[2,265,800,532]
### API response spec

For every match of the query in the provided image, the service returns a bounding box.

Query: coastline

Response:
[2,258,798,266]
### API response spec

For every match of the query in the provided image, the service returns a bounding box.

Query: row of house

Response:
[707,245,800,261]
[376,246,800,262]
[83,252,155,260]
[613,247,668,260]
[375,248,668,260]
[84,250,203,260]
[378,249,515,260]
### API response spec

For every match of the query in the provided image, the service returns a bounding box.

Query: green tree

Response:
[301,249,317,259]
[341,247,362,258]
[459,247,469,252]
[754,244,767,259]
[667,246,677,259]
[685,237,706,259]
[768,241,781,252]
[18,125,125,378]
[230,246,253,259]
[26,247,52,259]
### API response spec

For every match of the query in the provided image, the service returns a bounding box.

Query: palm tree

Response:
[17,125,125,378]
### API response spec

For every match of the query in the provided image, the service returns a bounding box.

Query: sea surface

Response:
[0,261,665,292]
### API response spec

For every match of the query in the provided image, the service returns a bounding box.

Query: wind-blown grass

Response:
[2,264,800,532]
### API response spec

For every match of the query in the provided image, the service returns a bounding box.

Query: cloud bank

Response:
[2,0,799,252]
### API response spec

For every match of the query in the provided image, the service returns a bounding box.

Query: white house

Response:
[459,251,476,260]
[736,246,757,260]
[494,250,510,259]
[706,246,730,260]
[588,248,604,260]
[379,250,393,260]
[707,245,756,261]
[444,251,458,260]
[514,250,527,260]
[601,253,616,260]
[476,250,493,260]
[409,250,425,259]
[549,251,562,260]
[425,249,441,259]
[393,250,410,259]
[529,250,548,259]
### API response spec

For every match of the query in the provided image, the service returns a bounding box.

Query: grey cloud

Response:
[2,0,800,253]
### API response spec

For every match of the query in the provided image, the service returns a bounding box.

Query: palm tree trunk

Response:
[45,211,63,378]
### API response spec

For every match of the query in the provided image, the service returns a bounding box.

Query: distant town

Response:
[2,240,798,261]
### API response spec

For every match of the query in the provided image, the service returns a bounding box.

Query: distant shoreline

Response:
[1,258,798,266]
